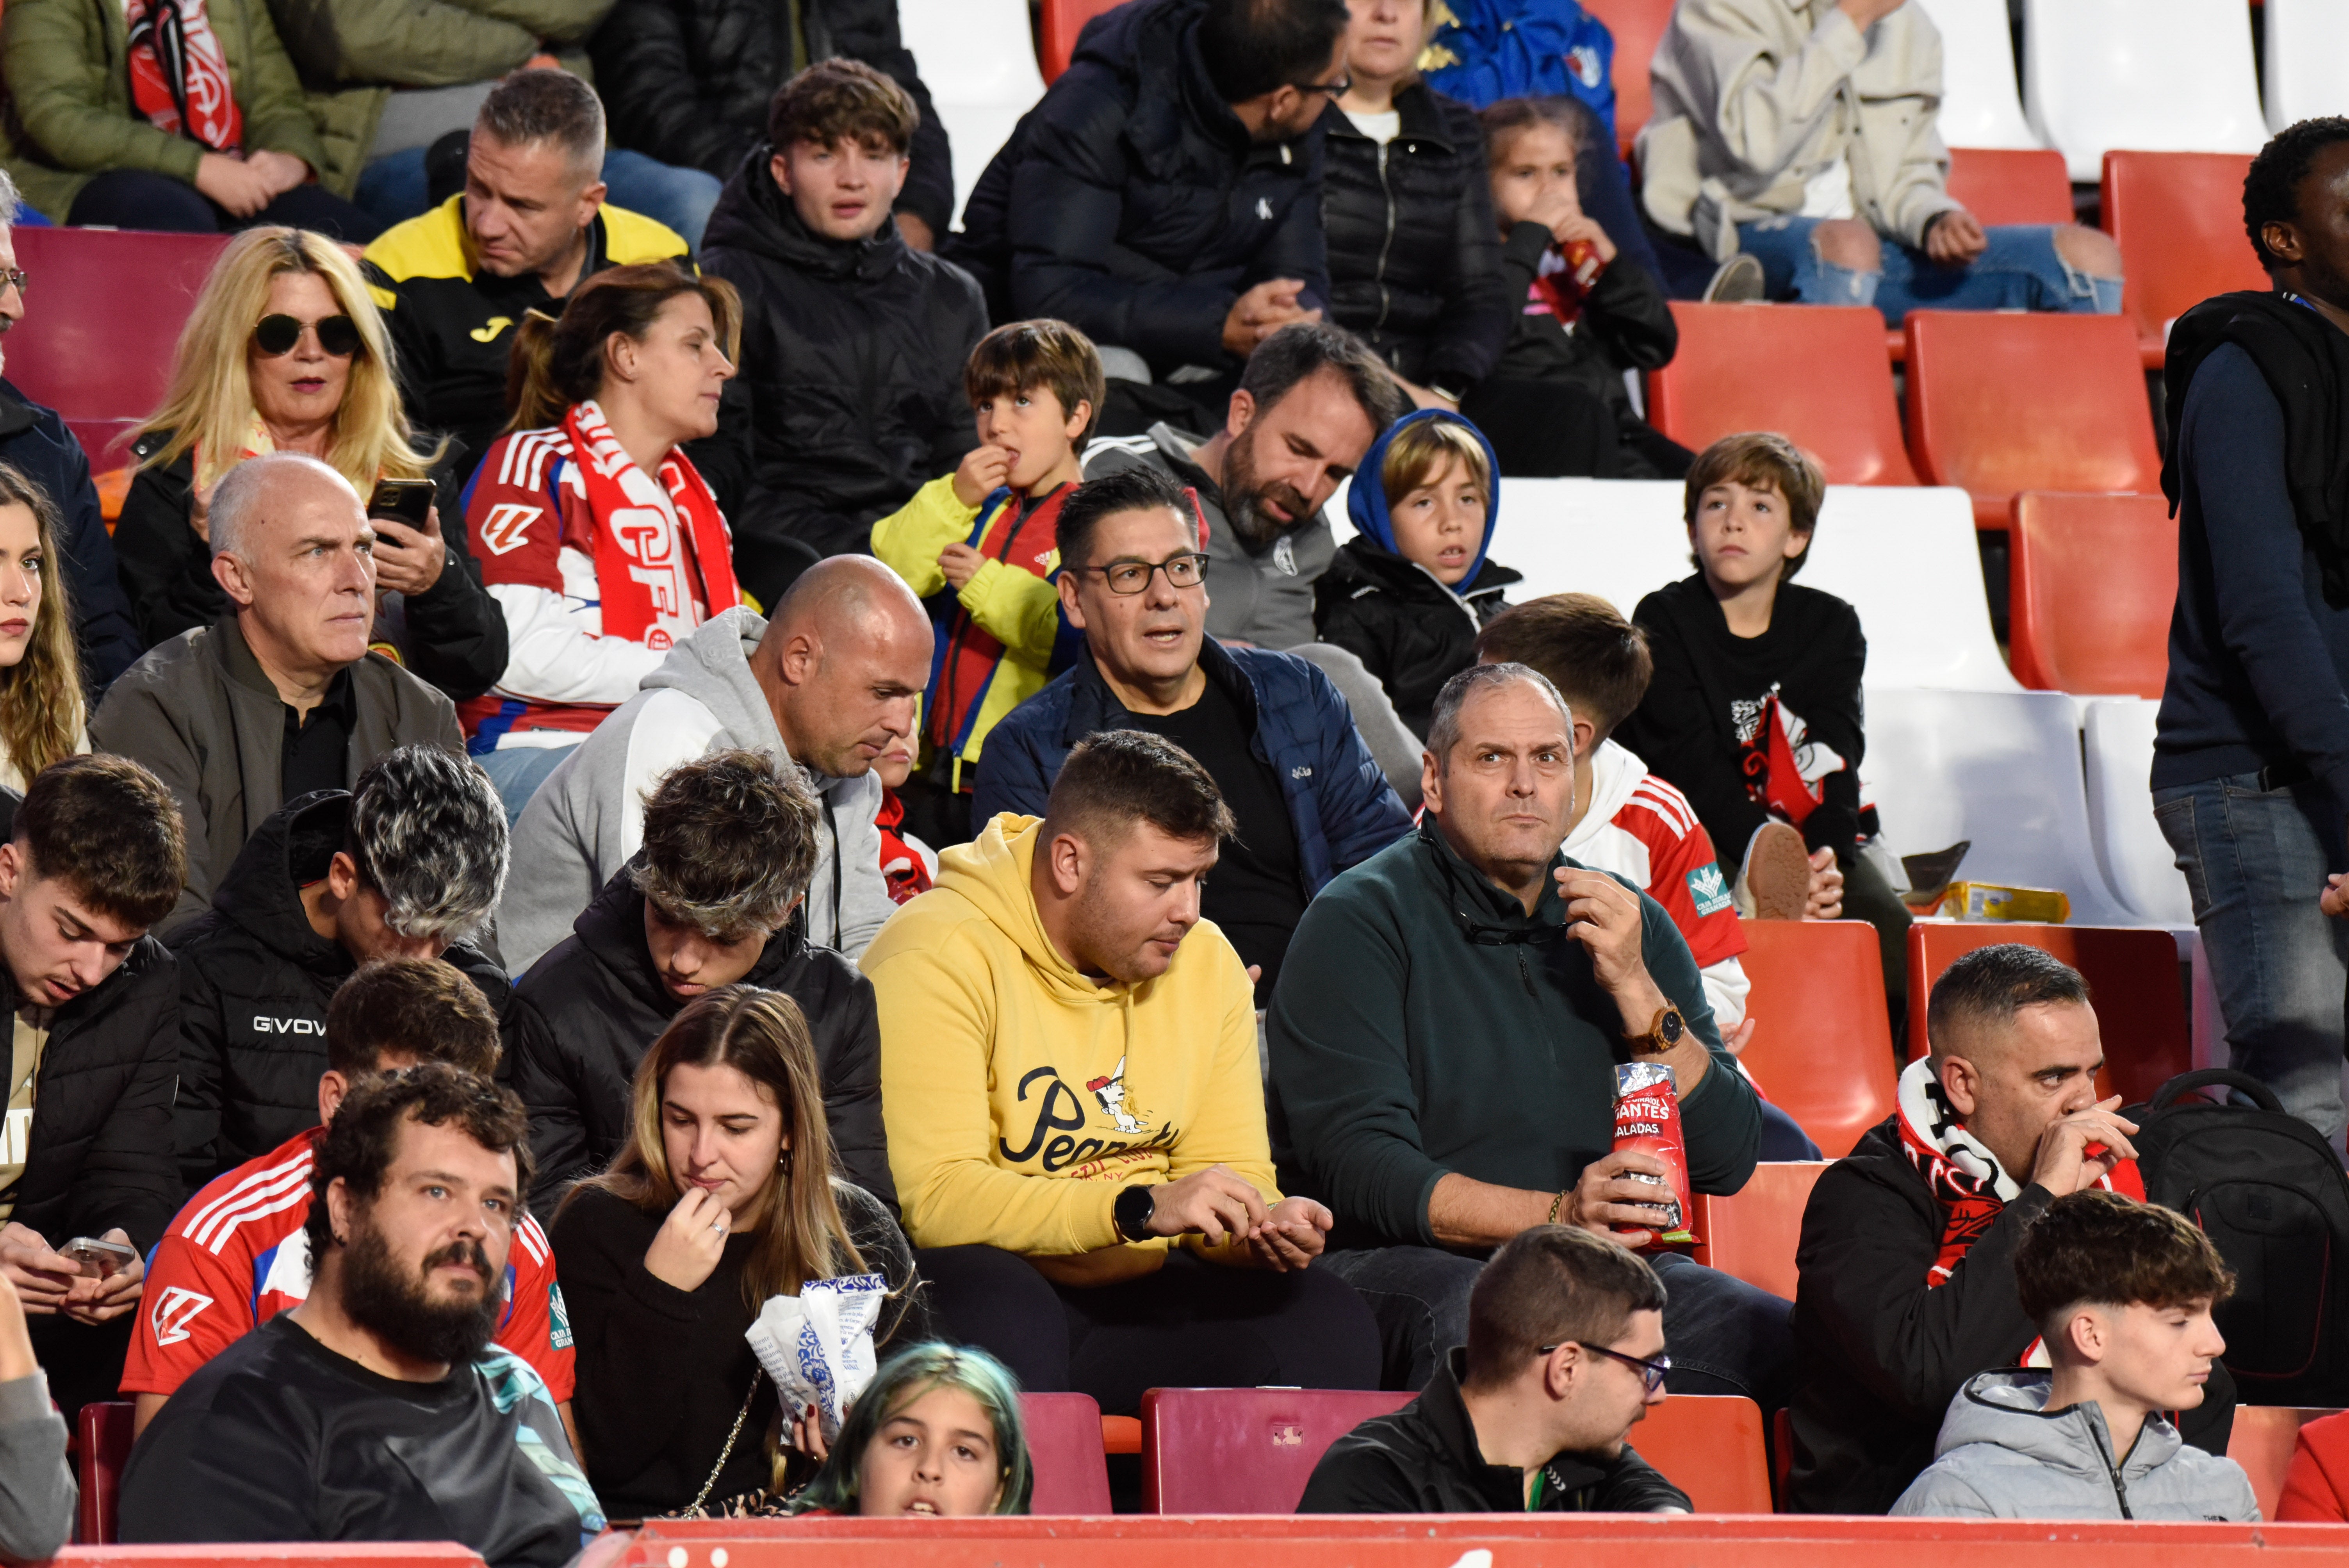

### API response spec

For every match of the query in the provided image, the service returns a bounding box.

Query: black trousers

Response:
[29,1311,133,1423]
[67,167,381,242]
[915,1244,1382,1414]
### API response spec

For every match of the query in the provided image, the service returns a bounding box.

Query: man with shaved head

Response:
[94,453,465,930]
[497,556,934,971]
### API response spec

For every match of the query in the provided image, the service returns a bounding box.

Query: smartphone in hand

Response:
[366,478,435,529]
[60,1237,135,1279]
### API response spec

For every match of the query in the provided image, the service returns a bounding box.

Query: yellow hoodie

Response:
[862,813,1277,1286]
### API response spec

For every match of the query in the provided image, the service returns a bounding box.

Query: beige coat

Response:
[1638,0,1961,259]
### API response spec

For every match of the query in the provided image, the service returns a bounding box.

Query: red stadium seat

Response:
[2008,491,2177,698]
[1039,0,1126,82]
[1140,1388,1409,1513]
[1689,1163,1827,1305]
[2228,1406,2339,1522]
[1580,0,1675,154]
[1906,924,2191,1105]
[1944,147,2075,226]
[1734,920,1898,1158]
[1646,303,1918,485]
[5,227,226,469]
[1624,1394,1773,1513]
[1020,1393,1113,1515]
[1902,310,2161,529]
[2102,150,2270,369]
[72,1401,134,1545]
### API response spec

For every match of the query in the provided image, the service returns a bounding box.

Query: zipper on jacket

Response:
[1516,946,1534,996]
[1373,142,1398,333]
[2094,1424,2135,1519]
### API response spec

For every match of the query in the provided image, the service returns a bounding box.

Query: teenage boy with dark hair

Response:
[1613,431,1909,1035]
[124,959,572,1440]
[173,745,512,1191]
[872,319,1105,845]
[702,58,989,599]
[1301,1225,1689,1513]
[1892,1189,2256,1520]
[120,1064,601,1566]
[506,749,893,1210]
[0,755,187,1417]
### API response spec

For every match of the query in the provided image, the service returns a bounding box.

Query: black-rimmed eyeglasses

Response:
[1539,1341,1671,1395]
[1071,552,1210,595]
[1293,73,1352,97]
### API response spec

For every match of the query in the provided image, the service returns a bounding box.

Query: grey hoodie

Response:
[1891,1369,2258,1522]
[0,1372,72,1563]
[497,608,893,973]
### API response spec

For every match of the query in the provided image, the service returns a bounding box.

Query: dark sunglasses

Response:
[253,313,362,358]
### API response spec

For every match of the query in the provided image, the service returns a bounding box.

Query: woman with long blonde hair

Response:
[112,225,505,700]
[552,983,929,1520]
[0,462,86,791]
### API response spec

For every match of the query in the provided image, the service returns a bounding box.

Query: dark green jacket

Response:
[0,0,325,222]
[1267,818,1760,1252]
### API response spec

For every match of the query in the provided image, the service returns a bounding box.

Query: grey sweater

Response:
[0,1372,73,1563]
[498,608,892,973]
[1891,1369,2258,1522]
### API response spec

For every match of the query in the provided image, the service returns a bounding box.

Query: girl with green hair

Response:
[791,1343,1034,1517]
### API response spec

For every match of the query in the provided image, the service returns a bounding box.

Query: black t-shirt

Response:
[1117,675,1305,1001]
[280,669,357,805]
[119,1315,603,1568]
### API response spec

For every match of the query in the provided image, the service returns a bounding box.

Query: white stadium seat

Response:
[2082,697,2195,926]
[898,0,1046,227]
[2263,0,2349,132]
[2023,0,2266,182]
[1911,0,2039,151]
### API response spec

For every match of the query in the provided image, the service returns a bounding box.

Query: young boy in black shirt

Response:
[1614,432,1910,1037]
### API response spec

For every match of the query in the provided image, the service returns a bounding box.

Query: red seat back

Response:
[1039,0,1129,82]
[1944,147,2075,226]
[2228,1406,2339,1523]
[1906,924,2191,1105]
[1140,1388,1410,1514]
[1019,1393,1112,1515]
[1734,919,1898,1157]
[2009,491,2177,698]
[1902,310,2162,529]
[1580,0,1675,154]
[2101,150,2269,364]
[1689,1162,1828,1303]
[1647,304,1917,485]
[5,228,228,466]
[1625,1394,1773,1513]
[73,1400,134,1545]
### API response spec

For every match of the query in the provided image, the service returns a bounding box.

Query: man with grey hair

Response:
[362,69,693,490]
[0,167,142,686]
[1269,660,1789,1400]
[506,748,893,1213]
[93,452,463,928]
[170,745,513,1190]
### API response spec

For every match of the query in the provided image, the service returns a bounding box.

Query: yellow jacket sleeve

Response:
[1171,937,1283,1264]
[868,474,978,601]
[955,554,1064,666]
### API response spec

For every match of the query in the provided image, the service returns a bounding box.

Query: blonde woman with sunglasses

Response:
[113,227,506,702]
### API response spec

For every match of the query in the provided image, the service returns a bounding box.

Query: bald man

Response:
[497,560,935,971]
[93,453,464,932]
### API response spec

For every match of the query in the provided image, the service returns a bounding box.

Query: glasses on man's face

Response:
[0,269,27,298]
[1077,552,1210,595]
[253,313,362,358]
[1540,1340,1671,1395]
[1292,73,1353,98]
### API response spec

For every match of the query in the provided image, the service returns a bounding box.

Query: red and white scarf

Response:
[561,401,738,650]
[125,0,244,153]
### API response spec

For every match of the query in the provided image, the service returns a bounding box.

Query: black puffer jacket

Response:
[1318,86,1510,395]
[1313,537,1517,738]
[700,150,987,561]
[0,378,141,689]
[114,437,508,701]
[503,865,894,1215]
[945,0,1330,376]
[589,0,953,239]
[0,936,180,1253]
[170,790,511,1194]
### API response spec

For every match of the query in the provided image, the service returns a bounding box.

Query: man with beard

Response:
[1086,322,1407,651]
[119,1061,600,1568]
[975,467,1410,1006]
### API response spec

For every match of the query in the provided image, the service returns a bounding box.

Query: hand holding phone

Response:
[61,1236,135,1279]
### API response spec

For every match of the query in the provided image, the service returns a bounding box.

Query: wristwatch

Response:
[1624,1004,1686,1055]
[1113,1184,1157,1242]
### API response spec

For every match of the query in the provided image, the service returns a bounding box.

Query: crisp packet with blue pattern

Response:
[744,1273,889,1442]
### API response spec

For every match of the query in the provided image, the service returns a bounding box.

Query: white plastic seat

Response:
[1911,0,2039,150]
[2264,0,2349,132]
[898,0,1046,227]
[2024,0,2266,182]
[2081,697,2195,925]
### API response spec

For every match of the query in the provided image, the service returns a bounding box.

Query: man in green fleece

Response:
[1268,660,1788,1399]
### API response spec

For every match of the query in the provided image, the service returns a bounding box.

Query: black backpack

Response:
[2127,1068,2349,1407]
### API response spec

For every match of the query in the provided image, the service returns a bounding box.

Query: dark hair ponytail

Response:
[502,260,743,433]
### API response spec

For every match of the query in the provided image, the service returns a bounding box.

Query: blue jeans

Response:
[473,742,578,826]
[1318,1244,1794,1402]
[355,145,723,251]
[1734,218,2123,326]
[2154,770,2349,1143]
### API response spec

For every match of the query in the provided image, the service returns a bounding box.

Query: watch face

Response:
[1659,1009,1684,1046]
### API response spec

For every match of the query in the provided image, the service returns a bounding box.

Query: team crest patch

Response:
[549,1283,572,1351]
[149,1286,212,1347]
[1687,863,1733,918]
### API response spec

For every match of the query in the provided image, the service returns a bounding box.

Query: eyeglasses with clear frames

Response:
[0,270,27,298]
[1538,1340,1671,1395]
[1075,552,1210,595]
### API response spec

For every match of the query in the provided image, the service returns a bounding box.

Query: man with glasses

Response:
[975,465,1410,1006]
[1301,1226,1691,1513]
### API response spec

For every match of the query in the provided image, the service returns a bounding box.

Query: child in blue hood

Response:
[1314,409,1521,738]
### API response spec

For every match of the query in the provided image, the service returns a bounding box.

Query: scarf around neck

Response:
[561,401,737,649]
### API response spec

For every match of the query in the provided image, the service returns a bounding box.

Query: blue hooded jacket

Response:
[1346,408,1505,583]
[1423,0,1618,142]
